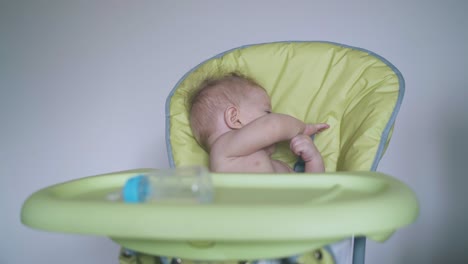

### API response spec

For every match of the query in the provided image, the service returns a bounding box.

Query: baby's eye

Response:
[265,110,272,114]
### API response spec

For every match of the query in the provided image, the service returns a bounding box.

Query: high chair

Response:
[21,41,419,264]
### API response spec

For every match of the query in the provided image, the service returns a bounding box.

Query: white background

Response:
[1,1,467,263]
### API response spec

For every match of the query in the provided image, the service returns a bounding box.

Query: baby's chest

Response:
[212,152,275,173]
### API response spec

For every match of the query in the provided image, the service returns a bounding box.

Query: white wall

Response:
[1,1,467,263]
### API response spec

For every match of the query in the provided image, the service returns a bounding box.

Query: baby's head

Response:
[189,72,271,149]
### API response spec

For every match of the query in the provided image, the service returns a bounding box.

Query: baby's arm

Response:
[290,124,329,173]
[215,113,308,158]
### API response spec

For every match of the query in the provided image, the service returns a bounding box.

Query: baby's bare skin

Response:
[209,113,328,173]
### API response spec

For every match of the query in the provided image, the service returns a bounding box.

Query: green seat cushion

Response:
[166,42,403,171]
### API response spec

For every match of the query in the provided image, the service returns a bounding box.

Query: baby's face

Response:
[239,87,272,125]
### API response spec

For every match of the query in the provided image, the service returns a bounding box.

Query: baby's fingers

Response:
[290,135,311,155]
[304,123,330,136]
[289,137,303,155]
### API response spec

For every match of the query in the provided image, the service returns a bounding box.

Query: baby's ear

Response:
[225,106,242,129]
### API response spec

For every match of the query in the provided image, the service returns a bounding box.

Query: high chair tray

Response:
[21,169,418,260]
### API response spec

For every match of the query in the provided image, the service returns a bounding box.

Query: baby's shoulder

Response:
[210,133,228,152]
[210,131,237,151]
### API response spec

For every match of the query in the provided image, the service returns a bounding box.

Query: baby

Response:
[189,73,329,173]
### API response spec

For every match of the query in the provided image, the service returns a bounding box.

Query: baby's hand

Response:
[303,123,329,136]
[290,134,320,162]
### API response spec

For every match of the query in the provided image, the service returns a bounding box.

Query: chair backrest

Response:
[165,41,404,172]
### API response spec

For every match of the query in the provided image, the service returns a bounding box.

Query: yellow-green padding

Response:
[167,42,401,172]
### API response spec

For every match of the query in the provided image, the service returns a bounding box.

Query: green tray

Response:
[21,169,418,260]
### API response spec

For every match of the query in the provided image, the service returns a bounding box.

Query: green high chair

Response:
[21,41,419,264]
